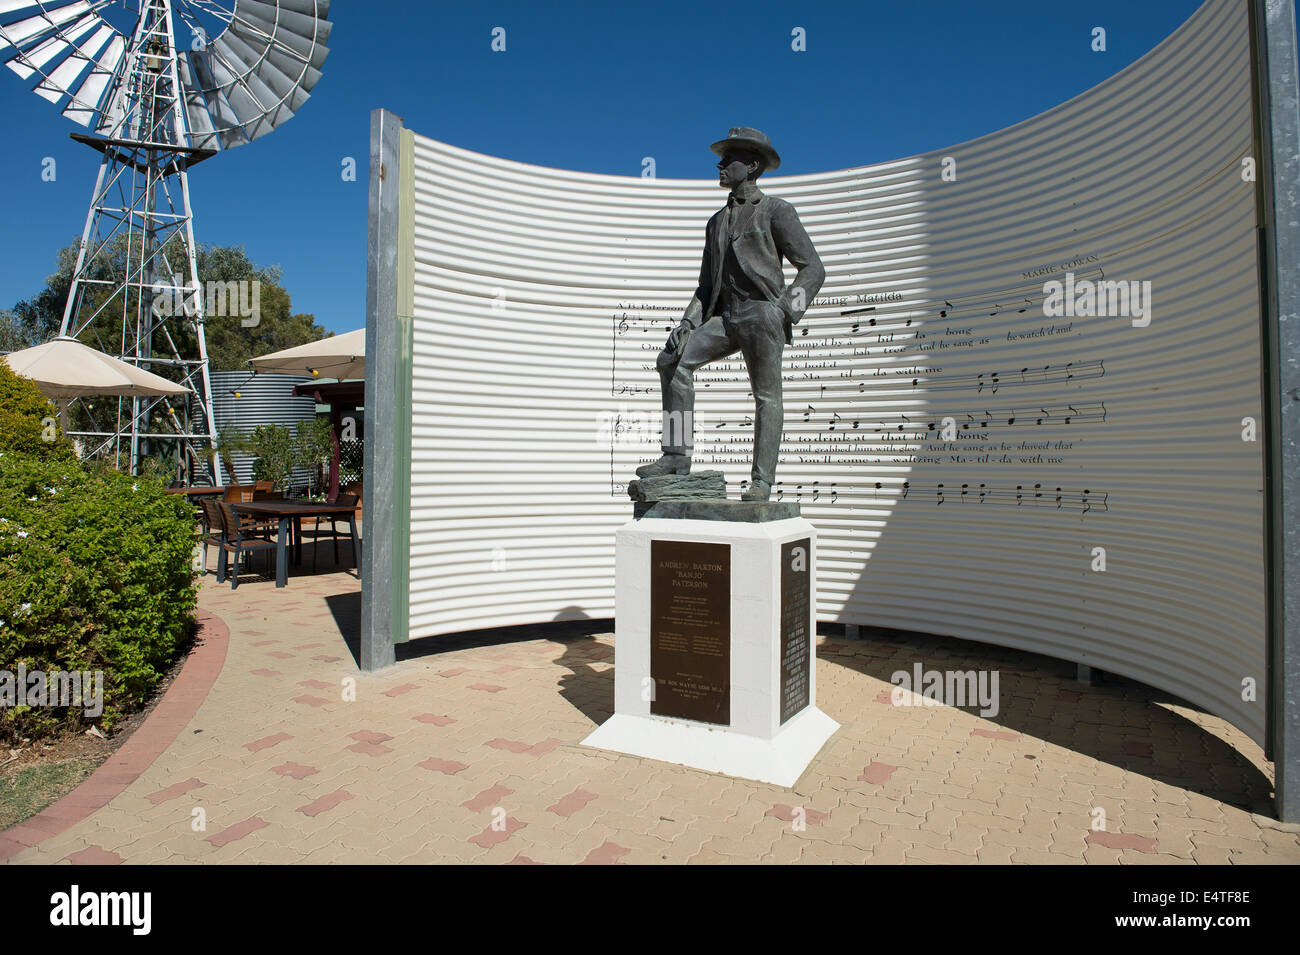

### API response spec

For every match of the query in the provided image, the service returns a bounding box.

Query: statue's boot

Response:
[741,480,771,502]
[636,453,691,478]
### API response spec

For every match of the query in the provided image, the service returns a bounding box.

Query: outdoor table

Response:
[232,501,361,588]
[166,485,228,497]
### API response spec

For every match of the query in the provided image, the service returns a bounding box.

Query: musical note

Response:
[936,483,945,505]
[776,482,784,502]
[811,481,821,502]
[901,481,910,500]
[803,404,815,422]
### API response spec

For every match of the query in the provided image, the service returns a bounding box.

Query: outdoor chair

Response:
[223,485,254,503]
[217,502,276,589]
[199,498,224,575]
[308,493,358,573]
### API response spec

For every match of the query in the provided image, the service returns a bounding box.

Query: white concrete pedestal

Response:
[582,515,839,787]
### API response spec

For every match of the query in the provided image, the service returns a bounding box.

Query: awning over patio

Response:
[249,328,365,381]
[3,336,192,398]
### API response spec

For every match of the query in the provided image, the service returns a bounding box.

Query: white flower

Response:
[19,603,31,615]
[132,483,138,491]
[46,486,56,495]
[16,530,28,539]
[26,496,36,502]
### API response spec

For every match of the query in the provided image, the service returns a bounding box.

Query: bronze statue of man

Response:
[637,127,825,502]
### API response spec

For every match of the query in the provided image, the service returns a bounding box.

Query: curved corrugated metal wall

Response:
[406,0,1268,743]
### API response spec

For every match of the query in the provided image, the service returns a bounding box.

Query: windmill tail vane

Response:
[0,0,331,479]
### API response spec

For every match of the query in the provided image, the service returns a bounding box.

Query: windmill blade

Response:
[1,0,125,127]
[2,1,330,149]
[178,0,330,151]
[4,9,97,81]
[33,21,114,104]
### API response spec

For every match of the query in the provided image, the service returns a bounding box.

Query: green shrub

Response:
[0,393,197,741]
[0,361,71,460]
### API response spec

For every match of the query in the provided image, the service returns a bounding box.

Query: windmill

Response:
[0,0,331,479]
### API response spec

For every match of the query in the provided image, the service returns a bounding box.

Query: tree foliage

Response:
[5,239,330,371]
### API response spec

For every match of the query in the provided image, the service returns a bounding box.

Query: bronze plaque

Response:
[650,540,730,725]
[780,538,812,724]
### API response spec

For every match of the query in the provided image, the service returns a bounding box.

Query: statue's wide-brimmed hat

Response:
[710,126,781,172]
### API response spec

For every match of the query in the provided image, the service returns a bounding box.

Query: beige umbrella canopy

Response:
[2,336,191,398]
[248,328,365,381]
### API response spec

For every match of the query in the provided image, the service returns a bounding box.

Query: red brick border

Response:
[0,608,230,861]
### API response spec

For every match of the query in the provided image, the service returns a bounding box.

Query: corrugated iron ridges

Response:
[407,0,1267,742]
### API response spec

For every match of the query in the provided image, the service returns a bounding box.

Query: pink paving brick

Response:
[1122,741,1154,757]
[462,783,515,812]
[292,695,330,708]
[413,714,455,726]
[528,738,562,757]
[971,728,1021,741]
[249,639,276,646]
[244,732,293,753]
[311,655,343,663]
[346,741,393,756]
[65,846,123,865]
[418,757,469,775]
[271,762,319,780]
[874,690,894,704]
[293,643,327,650]
[858,762,899,785]
[297,789,355,818]
[492,665,520,674]
[206,816,269,848]
[469,683,506,693]
[297,679,333,690]
[581,842,631,865]
[266,651,295,659]
[765,803,829,826]
[548,789,598,818]
[382,683,420,697]
[468,817,526,848]
[438,668,468,678]
[249,668,282,678]
[144,777,204,805]
[486,738,533,754]
[507,854,543,865]
[348,730,394,744]
[1086,831,1159,853]
[1058,689,1083,703]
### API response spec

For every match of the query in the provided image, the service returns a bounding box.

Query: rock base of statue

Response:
[582,499,839,787]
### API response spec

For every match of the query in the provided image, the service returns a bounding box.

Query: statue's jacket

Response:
[694,192,826,344]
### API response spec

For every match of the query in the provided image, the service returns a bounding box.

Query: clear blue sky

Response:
[0,0,1203,335]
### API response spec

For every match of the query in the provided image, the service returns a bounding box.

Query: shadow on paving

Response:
[312,586,1271,814]
[321,599,615,725]
[817,624,1275,816]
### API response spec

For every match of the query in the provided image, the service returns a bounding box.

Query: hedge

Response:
[0,362,198,740]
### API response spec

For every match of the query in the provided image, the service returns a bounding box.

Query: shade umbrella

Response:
[2,336,191,398]
[248,328,365,381]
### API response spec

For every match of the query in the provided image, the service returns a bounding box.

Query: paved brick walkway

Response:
[5,562,1298,864]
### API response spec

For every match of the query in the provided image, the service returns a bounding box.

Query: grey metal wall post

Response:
[1257,0,1300,822]
[360,108,404,671]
